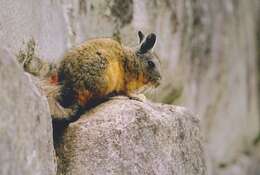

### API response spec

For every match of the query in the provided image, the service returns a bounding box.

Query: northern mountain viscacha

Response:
[19,31,161,123]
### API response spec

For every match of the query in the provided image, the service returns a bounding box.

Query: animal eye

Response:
[148,60,155,68]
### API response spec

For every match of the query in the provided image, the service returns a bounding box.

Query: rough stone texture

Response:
[56,1,260,174]
[213,143,260,175]
[0,0,259,174]
[0,48,56,175]
[173,1,259,174]
[0,0,67,61]
[56,99,205,175]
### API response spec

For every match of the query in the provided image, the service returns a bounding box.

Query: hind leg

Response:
[57,89,93,124]
[49,83,90,124]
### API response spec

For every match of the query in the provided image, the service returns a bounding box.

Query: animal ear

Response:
[139,33,156,54]
[138,31,145,43]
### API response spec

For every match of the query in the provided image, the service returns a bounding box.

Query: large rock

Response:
[1,0,259,174]
[56,99,206,175]
[0,48,56,175]
[48,2,260,173]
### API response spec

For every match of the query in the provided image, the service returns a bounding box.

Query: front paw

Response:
[128,94,146,102]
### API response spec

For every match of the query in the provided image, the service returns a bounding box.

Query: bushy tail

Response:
[16,39,57,78]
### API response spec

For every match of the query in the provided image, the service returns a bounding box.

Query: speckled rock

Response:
[53,3,260,173]
[56,99,206,175]
[1,0,259,174]
[0,48,56,175]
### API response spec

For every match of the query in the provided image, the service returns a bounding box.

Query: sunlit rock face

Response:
[55,99,205,175]
[0,0,259,174]
[0,48,56,175]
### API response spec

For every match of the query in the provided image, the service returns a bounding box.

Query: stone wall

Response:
[0,0,259,174]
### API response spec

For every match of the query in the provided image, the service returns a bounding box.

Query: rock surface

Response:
[0,0,259,174]
[56,98,206,175]
[62,1,260,174]
[0,48,56,175]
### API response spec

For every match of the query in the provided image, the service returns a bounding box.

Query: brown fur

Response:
[17,33,160,123]
[57,38,149,108]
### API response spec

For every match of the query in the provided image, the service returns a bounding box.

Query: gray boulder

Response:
[56,98,206,175]
[0,48,56,175]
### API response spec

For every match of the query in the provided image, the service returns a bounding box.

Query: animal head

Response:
[135,31,161,87]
